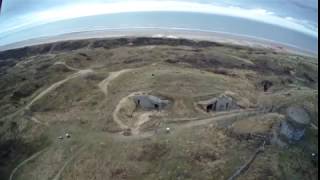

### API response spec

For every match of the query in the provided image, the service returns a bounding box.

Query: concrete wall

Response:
[133,95,170,110]
[199,95,239,112]
[215,96,236,111]
[280,121,306,142]
[279,107,311,143]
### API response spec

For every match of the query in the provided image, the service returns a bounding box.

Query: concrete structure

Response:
[132,95,170,110]
[279,107,311,142]
[198,94,239,112]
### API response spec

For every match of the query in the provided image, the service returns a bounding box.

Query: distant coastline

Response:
[0,28,317,57]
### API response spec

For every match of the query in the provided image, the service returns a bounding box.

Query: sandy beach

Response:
[0,28,317,57]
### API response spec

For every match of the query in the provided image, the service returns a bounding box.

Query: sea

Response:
[0,11,318,54]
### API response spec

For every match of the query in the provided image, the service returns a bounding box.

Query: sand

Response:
[0,28,316,57]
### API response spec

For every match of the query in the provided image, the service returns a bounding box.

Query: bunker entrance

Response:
[262,80,273,92]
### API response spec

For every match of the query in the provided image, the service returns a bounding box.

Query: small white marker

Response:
[166,127,171,133]
[65,133,71,138]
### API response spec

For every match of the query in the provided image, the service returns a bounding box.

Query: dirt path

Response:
[112,108,260,141]
[112,93,134,130]
[8,110,261,179]
[131,111,162,135]
[116,109,261,142]
[0,64,90,122]
[9,148,47,180]
[228,141,266,180]
[113,88,260,135]
[53,62,80,71]
[172,109,259,130]
[15,54,56,68]
[168,109,252,124]
[30,116,49,126]
[52,145,87,180]
[98,69,132,96]
[112,91,153,131]
[25,69,93,110]
[133,112,153,133]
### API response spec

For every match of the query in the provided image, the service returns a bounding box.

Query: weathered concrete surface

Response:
[279,107,311,142]
[198,94,239,112]
[287,106,311,128]
[133,95,171,110]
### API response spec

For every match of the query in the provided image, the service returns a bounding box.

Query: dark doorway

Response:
[207,104,213,112]
[263,84,268,92]
[154,104,159,110]
[262,80,273,92]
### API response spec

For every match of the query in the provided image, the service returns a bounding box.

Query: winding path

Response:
[112,109,261,141]
[25,69,93,110]
[9,108,261,180]
[112,91,160,133]
[170,109,259,131]
[98,69,134,130]
[30,116,49,126]
[9,65,264,179]
[98,69,132,96]
[112,95,131,130]
[52,145,87,180]
[53,62,80,71]
[9,148,47,180]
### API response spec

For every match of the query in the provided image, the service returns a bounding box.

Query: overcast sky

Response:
[0,0,318,40]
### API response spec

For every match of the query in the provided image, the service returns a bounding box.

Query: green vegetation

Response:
[0,37,317,180]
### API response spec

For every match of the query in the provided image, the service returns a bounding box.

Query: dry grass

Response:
[0,38,317,180]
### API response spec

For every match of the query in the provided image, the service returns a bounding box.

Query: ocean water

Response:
[0,12,318,53]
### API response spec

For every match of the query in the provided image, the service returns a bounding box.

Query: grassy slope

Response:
[0,38,318,180]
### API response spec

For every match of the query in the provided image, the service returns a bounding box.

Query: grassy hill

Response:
[0,37,318,180]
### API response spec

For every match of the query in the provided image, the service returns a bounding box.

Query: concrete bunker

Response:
[132,95,171,111]
[198,94,239,112]
[279,106,311,143]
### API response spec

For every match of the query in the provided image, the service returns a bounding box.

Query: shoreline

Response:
[0,28,317,57]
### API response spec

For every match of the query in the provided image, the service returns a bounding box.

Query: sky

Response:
[0,0,318,47]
